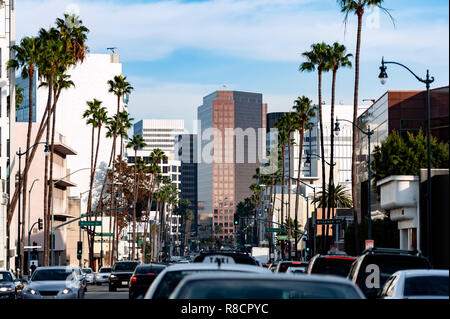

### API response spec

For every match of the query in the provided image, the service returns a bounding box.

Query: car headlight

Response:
[62,288,72,295]
[110,275,116,279]
[0,287,12,292]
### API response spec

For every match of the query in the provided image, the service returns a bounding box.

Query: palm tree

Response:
[338,0,393,253]
[326,43,352,246]
[312,184,353,209]
[127,135,147,259]
[292,96,317,257]
[300,42,331,230]
[119,111,134,159]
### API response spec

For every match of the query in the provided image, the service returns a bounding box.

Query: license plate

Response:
[122,281,128,285]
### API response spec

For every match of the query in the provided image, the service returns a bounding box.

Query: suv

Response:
[109,261,140,292]
[193,250,259,266]
[347,248,431,299]
[306,254,357,277]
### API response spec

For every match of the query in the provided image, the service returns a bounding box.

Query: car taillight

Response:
[292,262,303,265]
[146,273,155,275]
[131,276,137,283]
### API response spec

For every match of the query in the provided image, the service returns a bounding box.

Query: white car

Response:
[82,268,96,284]
[95,267,112,285]
[378,269,449,299]
[169,272,366,299]
[145,262,271,299]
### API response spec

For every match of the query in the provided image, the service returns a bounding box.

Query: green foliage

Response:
[312,184,353,208]
[236,198,256,218]
[372,130,449,187]
[15,85,24,110]
[344,216,399,255]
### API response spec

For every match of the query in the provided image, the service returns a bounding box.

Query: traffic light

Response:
[233,214,239,226]
[77,241,82,260]
[38,218,43,230]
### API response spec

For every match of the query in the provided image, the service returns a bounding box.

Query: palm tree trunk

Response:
[294,126,305,260]
[318,70,327,253]
[87,125,95,215]
[281,146,286,259]
[287,134,292,257]
[132,149,138,259]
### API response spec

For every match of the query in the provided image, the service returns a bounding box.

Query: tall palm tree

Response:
[338,0,393,253]
[312,184,353,209]
[127,135,147,259]
[326,43,352,247]
[119,110,134,159]
[292,96,317,257]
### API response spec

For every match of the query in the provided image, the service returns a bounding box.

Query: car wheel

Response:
[109,285,116,292]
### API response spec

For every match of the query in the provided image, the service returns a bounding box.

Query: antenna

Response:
[107,47,118,54]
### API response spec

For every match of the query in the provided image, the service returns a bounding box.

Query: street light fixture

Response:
[378,57,435,260]
[335,119,374,240]
[16,142,49,277]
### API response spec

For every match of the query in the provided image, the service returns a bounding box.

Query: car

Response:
[192,250,259,266]
[378,269,449,299]
[269,262,278,272]
[274,261,309,273]
[144,262,271,299]
[129,264,167,299]
[22,266,86,299]
[286,267,306,274]
[95,266,112,285]
[347,248,432,299]
[109,260,140,292]
[0,270,23,299]
[82,268,96,284]
[169,272,366,299]
[306,254,357,278]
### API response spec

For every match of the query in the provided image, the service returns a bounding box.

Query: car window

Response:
[176,279,362,299]
[113,262,140,271]
[279,262,307,273]
[99,268,112,273]
[385,276,399,297]
[379,275,395,297]
[404,276,449,296]
[136,266,166,275]
[82,269,92,274]
[0,272,13,282]
[31,269,74,281]
[310,258,356,277]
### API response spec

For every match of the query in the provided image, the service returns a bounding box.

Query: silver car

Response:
[22,266,86,299]
[82,268,96,284]
[95,266,112,285]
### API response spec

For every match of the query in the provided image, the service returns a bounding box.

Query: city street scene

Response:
[0,0,449,306]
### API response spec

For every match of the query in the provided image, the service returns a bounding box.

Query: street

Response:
[85,284,128,299]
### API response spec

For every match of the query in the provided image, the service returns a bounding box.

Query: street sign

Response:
[365,240,374,250]
[277,235,288,240]
[260,240,269,245]
[266,228,283,232]
[79,221,102,227]
[316,219,342,225]
[244,244,252,247]
[24,246,42,250]
[95,233,113,237]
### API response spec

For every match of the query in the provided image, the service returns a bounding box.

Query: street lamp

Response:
[335,119,374,240]
[379,57,435,259]
[16,142,49,277]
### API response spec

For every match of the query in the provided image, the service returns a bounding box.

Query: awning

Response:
[53,142,77,156]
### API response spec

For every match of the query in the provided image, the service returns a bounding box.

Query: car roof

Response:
[34,266,79,270]
[136,264,167,268]
[315,255,357,259]
[162,263,270,273]
[392,269,449,277]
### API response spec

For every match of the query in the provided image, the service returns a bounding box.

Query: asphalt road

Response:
[85,284,129,299]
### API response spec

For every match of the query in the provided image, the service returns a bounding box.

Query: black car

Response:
[129,264,167,299]
[0,271,23,299]
[274,261,309,273]
[347,248,432,299]
[109,261,140,292]
[306,254,357,277]
[193,250,259,265]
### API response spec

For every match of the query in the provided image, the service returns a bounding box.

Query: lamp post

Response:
[79,190,90,267]
[379,57,435,259]
[16,142,49,277]
[27,178,40,271]
[335,119,374,240]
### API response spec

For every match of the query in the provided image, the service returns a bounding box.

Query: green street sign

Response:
[95,233,113,237]
[79,221,102,227]
[266,228,283,233]
[316,219,342,225]
[277,235,288,240]
[244,244,252,247]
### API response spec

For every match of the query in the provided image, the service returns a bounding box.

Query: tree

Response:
[372,130,449,188]
[173,199,194,256]
[338,0,394,254]
[312,184,353,208]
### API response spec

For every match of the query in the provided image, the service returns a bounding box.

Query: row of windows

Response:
[143,128,184,132]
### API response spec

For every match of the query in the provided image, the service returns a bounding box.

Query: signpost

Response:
[266,228,284,233]
[79,221,102,227]
[277,235,288,240]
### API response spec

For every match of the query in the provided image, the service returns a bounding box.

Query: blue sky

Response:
[17,0,449,132]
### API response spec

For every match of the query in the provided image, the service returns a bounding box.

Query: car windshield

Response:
[136,265,166,275]
[31,269,75,281]
[99,268,112,273]
[404,276,449,296]
[113,262,139,272]
[153,269,247,299]
[279,262,307,273]
[0,272,13,282]
[176,279,362,299]
[82,269,92,274]
[311,257,356,277]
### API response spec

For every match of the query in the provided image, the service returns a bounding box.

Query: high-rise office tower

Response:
[197,91,266,242]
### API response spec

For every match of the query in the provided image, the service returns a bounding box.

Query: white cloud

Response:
[16,0,449,66]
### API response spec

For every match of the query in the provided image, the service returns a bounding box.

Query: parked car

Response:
[129,264,167,299]
[378,269,449,299]
[22,266,86,299]
[347,248,431,299]
[193,250,259,266]
[109,261,140,292]
[0,270,23,299]
[144,262,270,299]
[306,254,357,277]
[82,268,96,284]
[169,272,365,299]
[274,261,309,273]
[95,266,112,285]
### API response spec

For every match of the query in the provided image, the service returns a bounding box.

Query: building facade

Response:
[197,91,266,243]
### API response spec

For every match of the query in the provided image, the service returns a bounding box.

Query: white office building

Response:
[0,0,15,270]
